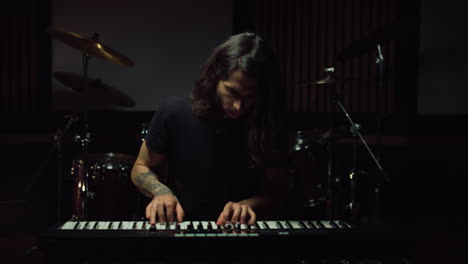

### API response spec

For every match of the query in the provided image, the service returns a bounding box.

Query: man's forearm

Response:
[132,169,173,198]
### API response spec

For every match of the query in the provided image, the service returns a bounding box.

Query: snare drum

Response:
[71,152,139,220]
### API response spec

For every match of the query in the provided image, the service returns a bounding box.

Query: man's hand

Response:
[146,192,184,225]
[216,201,256,225]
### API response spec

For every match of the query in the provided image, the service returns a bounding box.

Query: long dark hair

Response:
[192,32,285,167]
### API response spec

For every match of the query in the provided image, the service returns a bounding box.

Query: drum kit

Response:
[49,28,141,222]
[290,25,396,223]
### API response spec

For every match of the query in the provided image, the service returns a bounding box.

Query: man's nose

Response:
[233,100,243,111]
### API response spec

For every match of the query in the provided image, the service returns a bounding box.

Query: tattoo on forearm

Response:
[134,171,173,197]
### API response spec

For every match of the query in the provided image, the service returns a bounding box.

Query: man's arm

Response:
[216,167,289,225]
[131,141,184,223]
[131,141,168,198]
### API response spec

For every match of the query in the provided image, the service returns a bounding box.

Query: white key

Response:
[60,221,77,230]
[256,221,268,229]
[155,223,166,230]
[76,221,87,230]
[301,221,314,229]
[97,221,111,230]
[201,221,210,230]
[179,222,189,230]
[144,222,151,230]
[240,224,248,230]
[111,222,121,230]
[266,221,281,229]
[169,222,177,230]
[121,221,132,230]
[320,220,334,229]
[209,221,219,230]
[87,221,97,229]
[278,221,289,229]
[192,221,200,230]
[289,221,304,229]
[135,221,144,230]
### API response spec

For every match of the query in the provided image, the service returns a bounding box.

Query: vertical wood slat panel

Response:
[1,2,42,112]
[255,0,398,114]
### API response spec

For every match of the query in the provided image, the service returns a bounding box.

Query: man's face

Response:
[216,70,257,120]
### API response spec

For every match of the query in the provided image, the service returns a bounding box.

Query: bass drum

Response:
[71,152,140,220]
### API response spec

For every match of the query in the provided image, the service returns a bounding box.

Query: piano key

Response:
[320,221,334,229]
[135,221,144,230]
[302,221,315,229]
[201,221,210,230]
[179,222,189,230]
[339,220,352,228]
[111,221,121,230]
[289,221,304,229]
[155,223,166,230]
[121,221,132,230]
[87,221,97,230]
[60,221,77,230]
[97,221,111,230]
[76,221,87,230]
[328,220,340,228]
[169,222,177,230]
[265,221,281,229]
[313,221,325,229]
[209,221,219,230]
[240,224,248,230]
[256,221,268,230]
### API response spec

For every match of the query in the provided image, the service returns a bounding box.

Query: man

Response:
[131,32,289,226]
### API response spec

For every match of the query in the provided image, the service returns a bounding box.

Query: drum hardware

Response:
[49,28,135,221]
[326,72,386,223]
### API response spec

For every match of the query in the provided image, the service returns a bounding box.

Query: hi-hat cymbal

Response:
[49,28,134,67]
[298,77,358,87]
[54,71,136,107]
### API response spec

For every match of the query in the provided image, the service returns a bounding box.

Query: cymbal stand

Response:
[73,33,99,220]
[54,114,79,223]
[374,44,385,218]
[323,67,336,220]
[331,90,386,223]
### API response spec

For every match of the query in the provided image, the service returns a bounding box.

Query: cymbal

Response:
[298,77,358,87]
[54,71,136,107]
[49,28,134,67]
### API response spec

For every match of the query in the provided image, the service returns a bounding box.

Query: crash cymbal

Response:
[54,71,136,107]
[49,28,134,67]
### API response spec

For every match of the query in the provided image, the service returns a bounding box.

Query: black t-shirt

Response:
[145,96,261,220]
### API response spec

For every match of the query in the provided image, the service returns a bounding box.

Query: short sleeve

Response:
[144,102,169,154]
